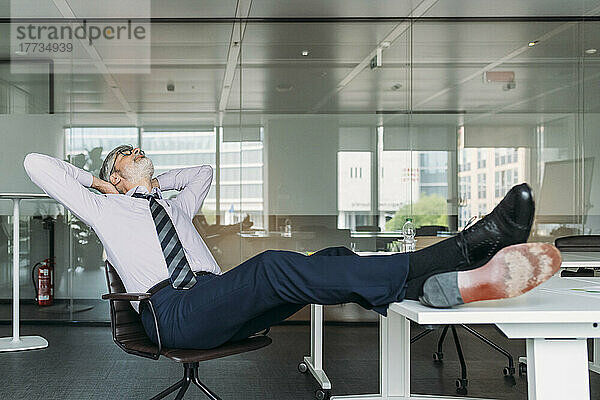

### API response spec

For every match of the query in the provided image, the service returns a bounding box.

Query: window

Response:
[478,203,487,217]
[338,151,371,229]
[495,171,502,197]
[459,150,471,172]
[478,173,487,199]
[142,130,217,210]
[495,168,519,197]
[350,167,363,179]
[459,175,471,201]
[495,148,518,166]
[65,127,139,176]
[219,138,264,228]
[477,149,486,169]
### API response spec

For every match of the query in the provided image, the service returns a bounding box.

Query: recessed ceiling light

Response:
[276,83,293,92]
[528,41,539,47]
[585,48,597,55]
[301,50,309,56]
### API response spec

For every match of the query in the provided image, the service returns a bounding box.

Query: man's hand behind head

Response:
[92,176,120,194]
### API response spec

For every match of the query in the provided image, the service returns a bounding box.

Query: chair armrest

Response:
[102,292,152,301]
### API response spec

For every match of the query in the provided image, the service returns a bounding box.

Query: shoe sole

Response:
[457,243,562,304]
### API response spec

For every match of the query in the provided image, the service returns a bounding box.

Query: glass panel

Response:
[142,129,216,206]
[0,59,71,321]
[338,151,372,230]
[584,21,600,235]
[4,17,596,324]
[414,19,584,240]
[66,127,138,175]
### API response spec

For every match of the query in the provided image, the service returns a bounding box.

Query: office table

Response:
[330,276,600,400]
[522,251,600,375]
[0,193,50,352]
[302,250,600,398]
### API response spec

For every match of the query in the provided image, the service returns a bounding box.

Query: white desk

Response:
[558,251,600,374]
[331,276,600,400]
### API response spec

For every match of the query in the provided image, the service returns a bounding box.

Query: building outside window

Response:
[459,175,471,201]
[219,138,264,228]
[66,127,264,229]
[142,129,217,218]
[338,151,371,230]
[477,148,486,169]
[478,173,487,199]
[459,149,471,172]
[495,168,519,198]
[65,127,139,176]
[478,203,487,217]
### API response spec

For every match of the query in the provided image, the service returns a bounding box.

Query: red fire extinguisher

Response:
[32,258,54,306]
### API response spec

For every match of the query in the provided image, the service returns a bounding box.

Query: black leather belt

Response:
[147,271,213,295]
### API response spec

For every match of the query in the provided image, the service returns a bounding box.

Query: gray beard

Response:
[121,157,154,183]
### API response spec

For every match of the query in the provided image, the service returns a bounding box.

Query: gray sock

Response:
[418,271,464,308]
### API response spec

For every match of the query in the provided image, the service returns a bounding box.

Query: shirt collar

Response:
[126,185,163,199]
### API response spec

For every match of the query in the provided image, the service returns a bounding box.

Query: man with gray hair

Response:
[24,146,561,350]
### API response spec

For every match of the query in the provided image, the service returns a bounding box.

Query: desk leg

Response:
[331,313,411,400]
[303,304,332,393]
[382,312,411,397]
[0,199,48,352]
[526,338,589,400]
[590,339,600,375]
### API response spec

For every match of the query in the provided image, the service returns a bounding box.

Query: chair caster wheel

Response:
[503,366,515,376]
[455,378,468,395]
[298,362,308,374]
[315,389,331,400]
[518,362,527,376]
[432,351,444,361]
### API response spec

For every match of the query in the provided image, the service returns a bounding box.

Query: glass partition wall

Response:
[0,55,74,321]
[1,17,598,322]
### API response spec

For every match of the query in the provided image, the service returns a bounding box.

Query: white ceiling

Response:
[1,0,599,125]
[3,0,596,19]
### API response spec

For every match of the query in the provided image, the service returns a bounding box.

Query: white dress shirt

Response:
[24,153,221,312]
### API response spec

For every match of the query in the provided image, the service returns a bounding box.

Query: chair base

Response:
[410,324,515,396]
[150,362,221,400]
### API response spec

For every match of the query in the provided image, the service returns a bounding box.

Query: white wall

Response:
[266,116,338,215]
[0,115,65,214]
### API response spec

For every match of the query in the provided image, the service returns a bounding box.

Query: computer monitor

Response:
[536,157,594,225]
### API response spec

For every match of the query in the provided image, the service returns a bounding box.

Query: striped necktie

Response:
[133,192,197,290]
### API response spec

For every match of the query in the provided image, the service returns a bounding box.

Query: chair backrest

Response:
[355,225,381,232]
[104,262,161,360]
[416,225,448,237]
[555,235,600,252]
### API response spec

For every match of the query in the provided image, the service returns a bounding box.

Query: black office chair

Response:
[411,323,515,395]
[415,225,448,236]
[102,262,272,400]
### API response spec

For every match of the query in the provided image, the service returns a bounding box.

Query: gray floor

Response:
[1,323,599,399]
[0,301,380,324]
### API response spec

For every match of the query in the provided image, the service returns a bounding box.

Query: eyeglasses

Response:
[109,146,145,176]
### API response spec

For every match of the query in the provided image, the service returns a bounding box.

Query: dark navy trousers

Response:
[140,246,409,349]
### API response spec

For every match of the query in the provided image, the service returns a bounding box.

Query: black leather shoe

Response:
[455,183,535,271]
